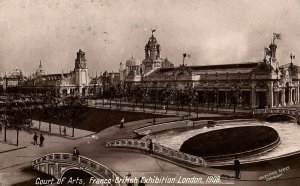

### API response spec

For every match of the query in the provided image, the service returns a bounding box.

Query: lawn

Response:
[179,126,279,158]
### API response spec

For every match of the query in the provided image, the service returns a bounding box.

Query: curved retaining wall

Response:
[134,120,210,136]
[106,139,205,167]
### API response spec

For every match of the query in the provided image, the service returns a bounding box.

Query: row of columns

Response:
[250,81,300,108]
[271,83,299,107]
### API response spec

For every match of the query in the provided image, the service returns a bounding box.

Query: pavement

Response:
[30,120,96,140]
[0,120,96,154]
[0,105,300,185]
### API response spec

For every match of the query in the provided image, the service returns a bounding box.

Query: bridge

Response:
[32,153,122,186]
[106,139,205,166]
[253,108,300,121]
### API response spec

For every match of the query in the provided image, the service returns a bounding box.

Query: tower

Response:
[142,31,163,75]
[74,49,89,87]
[119,62,125,82]
[36,60,45,77]
[269,42,277,63]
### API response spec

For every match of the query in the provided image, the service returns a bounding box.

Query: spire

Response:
[151,29,156,36]
[39,60,42,68]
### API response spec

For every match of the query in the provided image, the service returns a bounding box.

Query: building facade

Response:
[3,68,25,92]
[19,49,90,96]
[119,32,300,109]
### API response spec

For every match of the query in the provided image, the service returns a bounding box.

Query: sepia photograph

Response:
[0,0,300,185]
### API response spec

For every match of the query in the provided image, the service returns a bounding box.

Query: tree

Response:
[63,96,89,137]
[6,101,32,146]
[0,114,7,142]
[41,91,59,132]
[161,84,172,114]
[141,85,149,112]
[229,86,241,113]
[190,90,199,117]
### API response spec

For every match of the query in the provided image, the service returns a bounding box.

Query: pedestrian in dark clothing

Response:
[126,172,133,186]
[234,158,241,179]
[39,134,44,147]
[73,147,80,156]
[63,127,66,136]
[138,177,145,186]
[120,118,125,128]
[148,139,153,154]
[33,132,38,145]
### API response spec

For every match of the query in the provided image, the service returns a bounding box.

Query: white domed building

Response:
[119,32,174,83]
[120,55,143,82]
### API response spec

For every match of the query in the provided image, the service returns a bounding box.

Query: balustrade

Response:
[106,139,205,166]
[253,108,300,118]
[32,153,121,184]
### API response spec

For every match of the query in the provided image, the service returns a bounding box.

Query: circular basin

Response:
[179,126,279,160]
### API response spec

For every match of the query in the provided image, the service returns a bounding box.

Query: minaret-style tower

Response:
[74,49,89,87]
[269,41,277,63]
[144,32,161,60]
[36,60,45,77]
[119,62,125,82]
[142,30,163,75]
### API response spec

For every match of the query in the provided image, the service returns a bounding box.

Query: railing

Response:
[106,139,205,167]
[253,108,300,117]
[32,153,121,185]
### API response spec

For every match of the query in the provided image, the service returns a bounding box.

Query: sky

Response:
[0,0,300,76]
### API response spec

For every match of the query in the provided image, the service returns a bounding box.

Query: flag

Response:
[290,53,295,59]
[264,47,272,56]
[151,29,156,34]
[273,33,281,40]
[183,53,191,58]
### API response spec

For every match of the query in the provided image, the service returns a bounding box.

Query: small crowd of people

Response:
[33,132,44,147]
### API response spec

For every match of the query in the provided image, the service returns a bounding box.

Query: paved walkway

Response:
[30,120,95,140]
[1,115,300,185]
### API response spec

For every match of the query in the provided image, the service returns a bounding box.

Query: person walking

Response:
[126,172,134,186]
[138,177,145,186]
[234,158,241,179]
[120,118,125,128]
[33,132,38,145]
[148,139,154,154]
[73,147,80,156]
[39,134,44,147]
[63,127,66,136]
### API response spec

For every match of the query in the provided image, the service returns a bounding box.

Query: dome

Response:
[126,56,139,66]
[148,35,157,44]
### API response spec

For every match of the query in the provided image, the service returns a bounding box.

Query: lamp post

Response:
[154,81,157,113]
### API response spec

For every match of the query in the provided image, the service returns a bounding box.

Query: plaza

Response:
[0,103,300,185]
[1,1,300,185]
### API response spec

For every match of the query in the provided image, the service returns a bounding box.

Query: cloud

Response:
[0,0,300,76]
